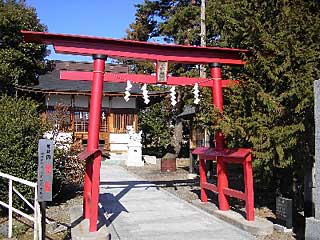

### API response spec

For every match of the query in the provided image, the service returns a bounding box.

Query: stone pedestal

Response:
[306,80,320,239]
[126,126,144,167]
[127,144,143,166]
[305,217,320,240]
[143,155,157,164]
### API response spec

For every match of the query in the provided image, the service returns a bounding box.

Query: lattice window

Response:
[111,113,136,133]
[100,112,108,132]
[74,111,89,132]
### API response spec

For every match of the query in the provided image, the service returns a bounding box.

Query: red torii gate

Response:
[22,31,254,232]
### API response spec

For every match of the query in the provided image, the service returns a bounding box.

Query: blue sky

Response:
[25,0,144,61]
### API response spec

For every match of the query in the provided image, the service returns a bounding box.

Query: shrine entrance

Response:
[22,31,253,232]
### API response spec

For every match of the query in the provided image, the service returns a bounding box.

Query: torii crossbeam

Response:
[22,30,252,232]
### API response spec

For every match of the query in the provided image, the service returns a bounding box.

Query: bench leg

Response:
[199,158,208,202]
[217,157,229,210]
[244,155,254,221]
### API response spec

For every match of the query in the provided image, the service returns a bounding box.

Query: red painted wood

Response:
[196,148,251,160]
[90,153,102,231]
[21,31,247,65]
[223,188,246,200]
[83,159,92,219]
[194,147,254,220]
[244,155,255,221]
[211,66,224,111]
[83,57,106,231]
[54,45,245,65]
[194,148,254,220]
[210,65,229,211]
[211,66,224,151]
[87,59,105,149]
[77,149,101,161]
[60,71,237,88]
[192,147,209,155]
[199,159,208,202]
[217,157,230,211]
[201,182,218,193]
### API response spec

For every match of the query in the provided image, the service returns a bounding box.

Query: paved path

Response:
[99,163,256,240]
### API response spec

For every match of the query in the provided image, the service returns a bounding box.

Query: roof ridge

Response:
[53,60,129,72]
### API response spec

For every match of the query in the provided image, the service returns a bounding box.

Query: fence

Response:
[0,172,41,239]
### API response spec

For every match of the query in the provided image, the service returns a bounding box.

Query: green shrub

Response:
[0,96,46,212]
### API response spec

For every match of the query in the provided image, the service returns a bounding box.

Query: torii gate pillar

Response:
[210,63,230,211]
[83,54,107,232]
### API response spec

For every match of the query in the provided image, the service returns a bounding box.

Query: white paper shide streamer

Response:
[124,80,133,102]
[170,86,177,106]
[141,84,150,104]
[193,83,200,104]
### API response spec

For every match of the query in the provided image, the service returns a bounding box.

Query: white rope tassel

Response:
[124,80,132,102]
[170,86,177,106]
[141,84,150,104]
[193,83,200,104]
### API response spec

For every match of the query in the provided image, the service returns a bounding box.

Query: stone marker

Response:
[275,196,292,231]
[305,80,320,240]
[144,155,157,165]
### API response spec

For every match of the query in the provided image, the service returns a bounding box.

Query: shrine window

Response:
[100,111,108,132]
[110,113,137,133]
[74,110,108,133]
[74,111,89,132]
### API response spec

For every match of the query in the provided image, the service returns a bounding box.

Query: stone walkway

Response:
[99,163,256,240]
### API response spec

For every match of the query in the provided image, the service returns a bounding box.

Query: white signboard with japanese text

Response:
[157,61,168,83]
[37,139,54,202]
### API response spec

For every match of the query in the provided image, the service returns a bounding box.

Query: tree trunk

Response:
[172,120,183,157]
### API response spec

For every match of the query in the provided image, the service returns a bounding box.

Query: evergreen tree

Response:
[128,1,320,201]
[127,0,205,156]
[211,1,320,191]
[0,0,50,95]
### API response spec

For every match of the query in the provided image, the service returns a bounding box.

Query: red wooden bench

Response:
[192,147,254,221]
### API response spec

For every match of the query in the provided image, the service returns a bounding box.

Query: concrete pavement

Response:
[98,163,256,240]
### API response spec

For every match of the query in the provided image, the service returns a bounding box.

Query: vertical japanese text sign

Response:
[37,139,54,202]
[157,61,168,83]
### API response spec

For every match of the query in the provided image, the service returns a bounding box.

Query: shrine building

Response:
[17,60,164,153]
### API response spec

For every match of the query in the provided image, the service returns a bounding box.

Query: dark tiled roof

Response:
[18,61,160,95]
[177,105,196,118]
